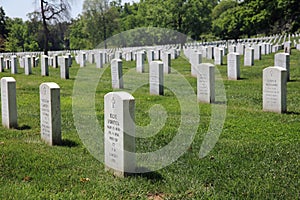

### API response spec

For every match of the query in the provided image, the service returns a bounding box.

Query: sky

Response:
[0,0,136,21]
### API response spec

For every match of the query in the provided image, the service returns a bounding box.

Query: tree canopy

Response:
[1,0,300,52]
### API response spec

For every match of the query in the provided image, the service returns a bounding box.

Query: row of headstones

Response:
[0,54,71,79]
[74,46,180,68]
[105,64,289,176]
[1,77,61,145]
[0,66,288,178]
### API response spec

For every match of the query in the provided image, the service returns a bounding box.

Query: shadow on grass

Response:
[132,167,164,182]
[285,111,300,115]
[17,125,31,130]
[213,101,227,105]
[61,139,79,147]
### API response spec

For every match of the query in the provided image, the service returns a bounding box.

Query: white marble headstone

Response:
[149,61,164,95]
[25,56,32,75]
[263,67,287,113]
[274,53,290,81]
[227,53,240,80]
[41,55,49,76]
[136,52,145,73]
[104,91,135,177]
[197,63,215,103]
[1,77,18,129]
[11,56,18,74]
[40,82,61,145]
[111,59,123,89]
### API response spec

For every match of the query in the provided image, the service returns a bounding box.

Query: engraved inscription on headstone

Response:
[40,82,61,145]
[104,91,135,177]
[197,63,215,103]
[263,67,287,113]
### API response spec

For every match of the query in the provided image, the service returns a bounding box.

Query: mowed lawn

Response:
[0,48,300,199]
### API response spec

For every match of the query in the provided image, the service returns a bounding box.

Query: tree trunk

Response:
[41,0,49,55]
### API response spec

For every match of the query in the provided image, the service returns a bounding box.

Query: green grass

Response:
[1,49,300,199]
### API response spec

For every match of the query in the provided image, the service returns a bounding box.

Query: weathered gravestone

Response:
[162,52,171,74]
[111,59,123,89]
[244,47,254,66]
[274,53,290,81]
[104,91,135,177]
[227,53,240,80]
[25,55,32,75]
[263,67,287,113]
[197,63,215,103]
[150,61,164,95]
[190,52,202,77]
[1,77,18,129]
[60,56,69,79]
[40,82,61,145]
[11,56,18,74]
[136,51,145,73]
[41,55,49,76]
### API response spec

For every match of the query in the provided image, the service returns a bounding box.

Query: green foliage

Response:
[69,16,92,49]
[0,6,8,51]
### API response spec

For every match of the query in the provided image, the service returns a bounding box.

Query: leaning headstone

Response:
[41,55,49,76]
[162,52,171,74]
[263,66,287,113]
[25,56,32,75]
[274,53,290,81]
[111,59,123,89]
[149,61,164,95]
[244,47,254,66]
[1,77,18,129]
[40,82,61,145]
[136,51,145,73]
[197,63,215,103]
[60,57,69,79]
[11,56,18,74]
[227,53,240,80]
[104,91,135,177]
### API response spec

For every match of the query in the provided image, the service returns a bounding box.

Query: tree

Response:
[0,6,8,52]
[38,0,71,55]
[5,18,27,52]
[82,0,120,48]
